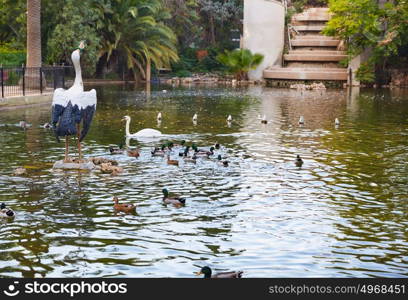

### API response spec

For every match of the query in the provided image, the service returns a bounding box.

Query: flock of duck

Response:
[0,111,336,278]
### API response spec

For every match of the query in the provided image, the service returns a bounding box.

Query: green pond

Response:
[0,84,407,278]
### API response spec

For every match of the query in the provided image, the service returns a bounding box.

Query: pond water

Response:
[0,85,407,278]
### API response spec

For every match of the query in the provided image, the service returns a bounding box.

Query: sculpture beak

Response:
[79,40,86,50]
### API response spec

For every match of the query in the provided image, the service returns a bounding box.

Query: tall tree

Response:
[26,0,41,67]
[93,0,178,81]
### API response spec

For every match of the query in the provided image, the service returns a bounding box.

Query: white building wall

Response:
[243,0,285,80]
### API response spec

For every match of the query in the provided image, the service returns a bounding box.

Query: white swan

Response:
[122,115,162,137]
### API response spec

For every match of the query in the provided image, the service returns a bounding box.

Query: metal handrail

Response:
[287,24,299,51]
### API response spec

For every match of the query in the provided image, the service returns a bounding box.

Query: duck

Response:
[127,148,140,158]
[295,155,304,168]
[192,113,198,123]
[113,196,135,213]
[109,144,124,154]
[151,145,167,156]
[298,116,305,125]
[162,188,186,206]
[194,266,243,278]
[157,112,162,122]
[166,142,175,151]
[183,149,197,164]
[122,115,162,138]
[42,122,52,129]
[217,154,229,167]
[18,121,31,129]
[0,203,15,218]
[335,118,340,126]
[179,145,190,157]
[192,145,215,157]
[261,115,268,124]
[167,155,179,166]
[227,115,232,123]
[174,140,186,148]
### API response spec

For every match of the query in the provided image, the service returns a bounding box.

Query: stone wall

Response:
[243,0,285,80]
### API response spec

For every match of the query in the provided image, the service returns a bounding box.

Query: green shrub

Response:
[171,46,227,74]
[175,70,192,77]
[356,62,375,83]
[217,48,264,80]
[0,45,25,66]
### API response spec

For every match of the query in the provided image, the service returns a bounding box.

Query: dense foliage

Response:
[0,45,25,66]
[324,0,408,83]
[0,0,243,78]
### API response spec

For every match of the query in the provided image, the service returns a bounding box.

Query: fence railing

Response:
[0,65,74,98]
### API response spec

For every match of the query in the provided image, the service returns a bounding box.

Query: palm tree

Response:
[217,49,264,80]
[26,0,41,68]
[93,0,178,81]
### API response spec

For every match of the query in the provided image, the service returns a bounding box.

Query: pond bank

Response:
[0,93,53,111]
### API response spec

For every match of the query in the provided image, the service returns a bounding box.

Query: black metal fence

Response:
[0,65,74,98]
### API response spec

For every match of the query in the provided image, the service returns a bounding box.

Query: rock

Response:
[13,167,27,176]
[88,157,118,166]
[182,77,193,83]
[290,82,326,90]
[100,163,123,175]
[53,160,96,170]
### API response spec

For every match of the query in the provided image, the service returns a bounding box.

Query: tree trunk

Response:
[145,57,151,83]
[25,0,43,90]
[209,15,216,45]
[26,0,41,68]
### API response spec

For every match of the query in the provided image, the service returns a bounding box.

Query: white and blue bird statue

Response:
[51,41,97,162]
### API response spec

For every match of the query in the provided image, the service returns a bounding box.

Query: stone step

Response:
[284,53,347,62]
[263,68,347,81]
[293,25,325,32]
[295,35,337,40]
[288,50,346,55]
[294,14,330,22]
[304,7,330,13]
[291,39,340,47]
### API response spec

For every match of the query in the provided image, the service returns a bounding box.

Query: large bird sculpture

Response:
[51,41,97,162]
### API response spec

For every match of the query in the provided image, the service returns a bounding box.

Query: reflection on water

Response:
[0,85,407,278]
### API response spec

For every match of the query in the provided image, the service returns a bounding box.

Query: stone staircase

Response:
[263,7,348,85]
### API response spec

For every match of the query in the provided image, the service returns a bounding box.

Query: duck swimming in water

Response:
[151,145,167,157]
[127,148,140,158]
[192,145,215,157]
[167,155,179,166]
[194,266,243,278]
[162,188,186,206]
[295,155,303,168]
[217,154,229,167]
[183,147,197,164]
[109,144,124,154]
[0,203,15,218]
[113,197,136,213]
